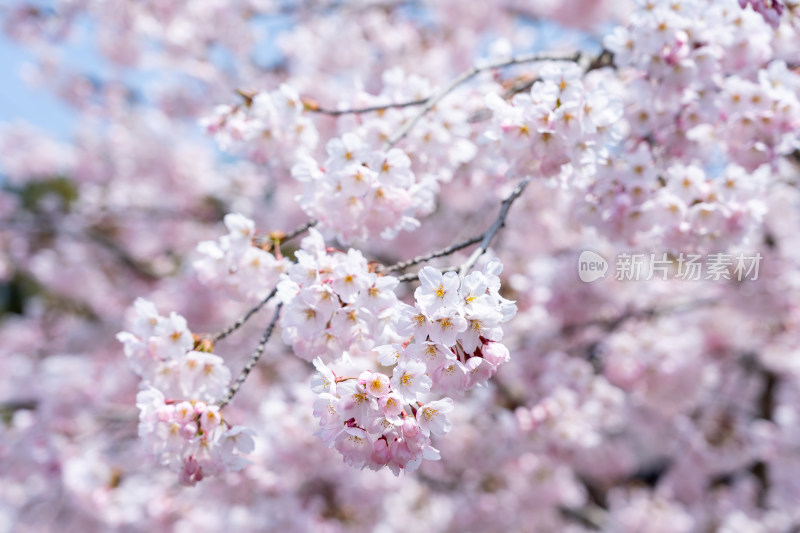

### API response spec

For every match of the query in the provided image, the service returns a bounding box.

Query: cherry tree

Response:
[2,0,800,531]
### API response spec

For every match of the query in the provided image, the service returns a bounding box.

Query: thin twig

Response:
[282,219,317,243]
[469,49,615,122]
[750,362,778,508]
[582,48,615,73]
[397,267,453,283]
[457,178,532,278]
[212,287,278,343]
[392,178,532,282]
[85,227,161,281]
[378,234,483,274]
[302,49,606,142]
[559,504,607,530]
[383,51,582,149]
[219,303,283,409]
[397,271,420,283]
[254,219,318,249]
[255,0,419,18]
[307,98,429,116]
[560,297,719,337]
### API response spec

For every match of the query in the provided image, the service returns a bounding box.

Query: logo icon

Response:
[578,250,608,283]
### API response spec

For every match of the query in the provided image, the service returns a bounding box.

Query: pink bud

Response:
[483,342,510,366]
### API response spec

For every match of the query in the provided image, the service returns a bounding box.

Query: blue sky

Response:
[0,12,288,141]
[0,33,76,138]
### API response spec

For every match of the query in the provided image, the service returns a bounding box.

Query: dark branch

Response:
[282,219,318,243]
[219,303,283,409]
[306,98,429,116]
[560,297,719,337]
[751,364,778,508]
[253,219,317,250]
[212,287,278,343]
[85,227,161,281]
[458,177,531,277]
[397,268,457,283]
[558,504,607,530]
[383,51,582,149]
[0,399,38,417]
[389,178,531,283]
[378,234,483,274]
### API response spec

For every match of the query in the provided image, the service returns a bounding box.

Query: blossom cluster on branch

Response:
[277,228,516,472]
[117,299,254,485]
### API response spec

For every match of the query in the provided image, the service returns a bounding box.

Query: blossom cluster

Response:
[571,0,800,248]
[117,299,255,486]
[606,0,799,170]
[291,136,431,243]
[516,352,625,452]
[201,84,319,165]
[194,213,289,301]
[578,155,769,249]
[719,61,800,171]
[205,67,482,243]
[484,62,624,179]
[276,227,401,361]
[277,229,516,472]
[344,68,480,177]
[288,67,482,243]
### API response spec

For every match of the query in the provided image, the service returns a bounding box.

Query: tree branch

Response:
[559,504,607,530]
[301,49,608,145]
[457,177,531,277]
[212,287,278,343]
[305,98,429,116]
[219,302,283,409]
[378,234,483,274]
[560,297,719,337]
[282,219,318,243]
[469,49,615,122]
[85,227,162,281]
[387,178,532,282]
[750,363,778,508]
[383,51,582,149]
[254,219,318,249]
[208,218,314,349]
